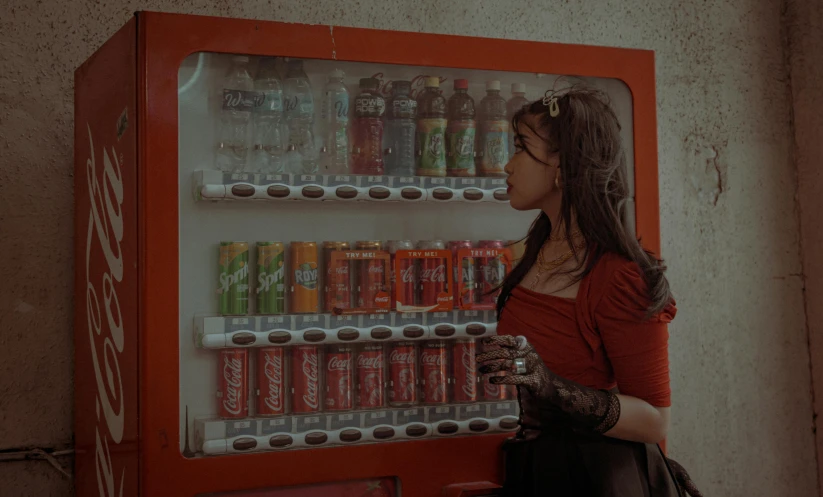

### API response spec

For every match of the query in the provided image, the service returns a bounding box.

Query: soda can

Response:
[477,240,507,306]
[385,240,415,310]
[218,242,250,315]
[452,339,478,403]
[417,240,447,308]
[355,241,385,309]
[291,345,322,413]
[256,347,287,416]
[481,340,516,401]
[323,241,352,313]
[218,349,249,419]
[356,343,385,408]
[388,341,419,406]
[257,242,286,315]
[290,242,320,314]
[420,341,449,404]
[448,240,476,308]
[325,344,354,411]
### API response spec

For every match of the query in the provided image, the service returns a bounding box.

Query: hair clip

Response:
[542,94,560,117]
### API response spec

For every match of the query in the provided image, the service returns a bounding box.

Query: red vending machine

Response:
[74,12,660,497]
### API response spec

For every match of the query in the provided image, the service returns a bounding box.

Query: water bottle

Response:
[285,144,304,175]
[251,57,284,173]
[351,78,386,175]
[320,69,350,174]
[506,83,529,161]
[215,55,254,172]
[385,80,417,177]
[283,59,316,173]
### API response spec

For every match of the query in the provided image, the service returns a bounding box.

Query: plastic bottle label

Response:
[480,120,509,175]
[333,95,350,122]
[256,90,283,113]
[285,94,314,116]
[416,118,447,175]
[446,120,476,175]
[222,89,262,112]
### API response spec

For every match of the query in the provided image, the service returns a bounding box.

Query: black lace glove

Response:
[477,335,621,434]
[667,457,704,497]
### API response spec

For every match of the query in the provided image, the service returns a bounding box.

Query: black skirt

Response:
[502,424,684,497]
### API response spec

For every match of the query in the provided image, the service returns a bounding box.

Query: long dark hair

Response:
[497,84,672,319]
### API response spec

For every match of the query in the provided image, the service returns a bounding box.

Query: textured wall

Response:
[0,0,818,496]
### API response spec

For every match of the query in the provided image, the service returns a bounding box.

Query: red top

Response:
[497,252,676,407]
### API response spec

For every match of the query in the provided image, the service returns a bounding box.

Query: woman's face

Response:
[504,115,560,211]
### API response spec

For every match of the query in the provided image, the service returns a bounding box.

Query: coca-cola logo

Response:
[461,347,477,398]
[222,355,244,415]
[357,353,384,370]
[374,295,389,304]
[368,264,384,274]
[302,351,319,409]
[400,265,416,283]
[421,350,443,366]
[263,354,283,412]
[420,264,446,283]
[390,349,414,364]
[327,355,351,371]
[84,124,126,497]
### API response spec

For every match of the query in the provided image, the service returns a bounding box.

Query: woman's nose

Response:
[503,160,513,175]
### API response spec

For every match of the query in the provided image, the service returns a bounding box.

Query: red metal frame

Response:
[77,10,660,497]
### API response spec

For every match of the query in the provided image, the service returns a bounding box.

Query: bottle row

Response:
[194,401,519,455]
[214,56,531,178]
[216,338,514,421]
[218,239,514,316]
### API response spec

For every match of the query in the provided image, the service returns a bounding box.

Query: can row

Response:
[218,239,511,315]
[216,339,515,419]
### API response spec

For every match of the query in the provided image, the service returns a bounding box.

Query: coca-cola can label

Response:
[484,372,515,401]
[325,345,353,411]
[291,345,322,413]
[389,342,419,406]
[256,348,286,416]
[452,339,478,403]
[358,258,386,308]
[421,342,449,404]
[356,345,385,408]
[218,349,249,419]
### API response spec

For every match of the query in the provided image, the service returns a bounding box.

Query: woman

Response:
[476,85,702,496]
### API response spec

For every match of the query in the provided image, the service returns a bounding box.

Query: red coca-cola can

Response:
[291,345,322,413]
[324,241,352,313]
[325,344,354,411]
[388,341,419,406]
[480,340,516,401]
[356,344,385,408]
[452,339,478,403]
[355,241,385,309]
[417,240,447,308]
[386,240,415,309]
[421,341,449,404]
[448,240,476,308]
[218,349,249,419]
[256,347,286,416]
[478,240,507,306]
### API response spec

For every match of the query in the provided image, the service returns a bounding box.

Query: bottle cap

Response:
[359,77,380,90]
[232,55,250,63]
[486,80,501,91]
[392,80,412,94]
[425,76,441,88]
[330,69,345,80]
[512,83,526,94]
[454,79,469,90]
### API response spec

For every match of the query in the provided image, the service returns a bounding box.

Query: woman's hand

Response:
[476,335,621,434]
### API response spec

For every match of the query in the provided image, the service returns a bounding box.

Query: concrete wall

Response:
[0,0,818,496]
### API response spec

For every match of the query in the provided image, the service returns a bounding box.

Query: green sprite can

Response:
[218,241,249,315]
[256,242,286,315]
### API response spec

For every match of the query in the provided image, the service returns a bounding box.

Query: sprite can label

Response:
[218,241,249,315]
[415,118,447,176]
[257,242,286,314]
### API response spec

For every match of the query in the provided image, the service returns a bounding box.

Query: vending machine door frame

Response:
[136,11,660,497]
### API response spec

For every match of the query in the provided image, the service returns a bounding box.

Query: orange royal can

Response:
[290,242,320,314]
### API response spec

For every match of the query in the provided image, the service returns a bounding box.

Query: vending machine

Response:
[74,11,660,497]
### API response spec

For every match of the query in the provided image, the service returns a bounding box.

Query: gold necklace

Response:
[548,227,582,241]
[529,239,586,290]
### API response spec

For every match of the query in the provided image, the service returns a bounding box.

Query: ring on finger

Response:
[513,357,528,375]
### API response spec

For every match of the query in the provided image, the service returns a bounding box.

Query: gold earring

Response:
[555,176,561,189]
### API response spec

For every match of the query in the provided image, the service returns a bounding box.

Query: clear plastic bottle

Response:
[477,80,509,177]
[215,55,254,172]
[320,69,350,174]
[251,57,284,174]
[506,83,529,161]
[446,79,476,177]
[385,80,417,177]
[285,144,304,175]
[283,59,316,173]
[351,78,386,175]
[415,77,447,177]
